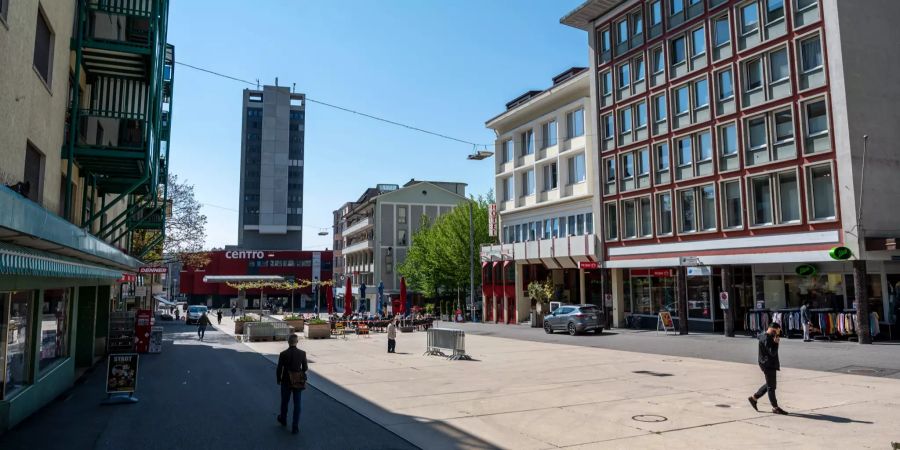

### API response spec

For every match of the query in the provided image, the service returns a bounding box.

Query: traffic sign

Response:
[719,291,729,309]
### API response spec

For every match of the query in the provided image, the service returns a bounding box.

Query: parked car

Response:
[185,305,208,325]
[543,304,605,335]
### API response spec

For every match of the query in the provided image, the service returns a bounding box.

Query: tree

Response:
[131,174,208,265]
[398,191,497,300]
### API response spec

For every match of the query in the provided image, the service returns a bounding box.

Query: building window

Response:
[774,109,794,143]
[654,94,667,122]
[600,29,611,53]
[766,0,785,23]
[805,99,828,136]
[502,139,514,163]
[0,0,8,23]
[745,58,763,91]
[397,229,408,246]
[635,57,646,82]
[693,78,709,109]
[606,158,617,183]
[656,143,670,172]
[640,197,653,237]
[603,114,614,139]
[2,291,34,399]
[39,289,71,373]
[677,136,692,166]
[33,8,54,85]
[623,153,635,179]
[797,0,817,10]
[618,63,631,88]
[652,47,665,74]
[542,120,558,148]
[750,176,773,225]
[543,163,558,191]
[522,170,535,196]
[502,177,513,201]
[623,199,637,238]
[602,71,613,95]
[671,0,684,14]
[769,48,789,82]
[722,180,743,228]
[618,18,629,44]
[586,212,594,234]
[671,36,686,65]
[700,185,716,230]
[740,1,760,35]
[807,164,836,220]
[567,109,584,138]
[24,143,45,204]
[605,203,618,240]
[718,69,734,100]
[679,189,696,232]
[719,123,738,156]
[521,130,534,156]
[633,11,644,36]
[714,16,730,47]
[747,117,767,150]
[651,1,662,25]
[619,108,632,135]
[777,171,800,223]
[675,85,689,115]
[800,36,823,73]
[697,131,712,161]
[569,153,586,184]
[636,102,648,129]
[397,206,408,224]
[638,148,650,175]
[657,192,673,235]
[691,27,706,56]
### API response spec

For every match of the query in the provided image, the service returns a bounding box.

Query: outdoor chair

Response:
[334,322,347,339]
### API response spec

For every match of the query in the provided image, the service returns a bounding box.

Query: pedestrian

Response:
[174,308,180,321]
[276,334,308,435]
[217,309,223,325]
[386,318,397,353]
[800,301,813,342]
[197,312,210,340]
[748,322,788,415]
[231,306,237,319]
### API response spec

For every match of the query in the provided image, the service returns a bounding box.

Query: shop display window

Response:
[687,269,711,318]
[627,269,677,317]
[756,273,848,310]
[845,274,884,321]
[39,289,71,372]
[2,291,34,399]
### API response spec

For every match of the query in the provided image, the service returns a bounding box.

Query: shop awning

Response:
[154,295,176,306]
[0,242,123,280]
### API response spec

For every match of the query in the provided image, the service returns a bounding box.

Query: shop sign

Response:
[631,269,673,277]
[138,266,167,274]
[579,261,599,270]
[795,264,818,277]
[756,300,765,309]
[106,353,139,394]
[117,273,137,283]
[686,266,711,277]
[679,256,701,266]
[488,204,498,237]
[225,250,267,259]
[134,286,148,297]
[719,291,729,310]
[657,311,675,335]
[829,246,852,261]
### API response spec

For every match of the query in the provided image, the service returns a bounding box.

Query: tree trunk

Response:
[677,266,688,335]
[854,259,872,344]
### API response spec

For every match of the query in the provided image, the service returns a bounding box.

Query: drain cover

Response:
[633,414,668,423]
[831,365,900,377]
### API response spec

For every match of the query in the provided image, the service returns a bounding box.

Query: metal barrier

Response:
[425,328,471,360]
[272,322,292,340]
[244,321,292,341]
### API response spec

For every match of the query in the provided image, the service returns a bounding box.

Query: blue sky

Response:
[167,0,585,250]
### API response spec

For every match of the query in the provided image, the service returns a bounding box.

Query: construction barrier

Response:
[425,328,471,360]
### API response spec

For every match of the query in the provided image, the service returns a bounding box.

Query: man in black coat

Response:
[749,322,788,415]
[276,334,309,434]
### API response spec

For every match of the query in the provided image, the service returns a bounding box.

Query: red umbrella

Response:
[344,277,353,317]
[326,282,334,314]
[399,277,407,316]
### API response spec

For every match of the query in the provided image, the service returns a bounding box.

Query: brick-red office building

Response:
[180,250,333,309]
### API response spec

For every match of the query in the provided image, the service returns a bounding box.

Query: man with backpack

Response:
[276,334,308,434]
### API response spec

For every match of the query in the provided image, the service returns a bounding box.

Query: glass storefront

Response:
[39,289,71,372]
[686,267,712,319]
[2,291,34,399]
[626,269,677,316]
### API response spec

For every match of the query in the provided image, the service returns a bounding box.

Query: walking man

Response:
[231,306,237,319]
[276,334,308,435]
[749,322,788,415]
[216,309,223,325]
[197,312,210,340]
[387,318,397,353]
[800,301,813,342]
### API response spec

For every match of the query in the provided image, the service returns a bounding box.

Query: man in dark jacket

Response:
[197,313,210,340]
[749,322,788,415]
[276,334,308,434]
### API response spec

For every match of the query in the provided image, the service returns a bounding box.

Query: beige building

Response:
[481,67,602,324]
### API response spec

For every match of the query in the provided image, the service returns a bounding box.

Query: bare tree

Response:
[132,174,209,266]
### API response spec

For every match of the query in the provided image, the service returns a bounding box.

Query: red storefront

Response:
[179,250,333,308]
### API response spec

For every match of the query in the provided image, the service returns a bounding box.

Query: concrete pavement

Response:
[0,321,416,450]
[236,322,900,449]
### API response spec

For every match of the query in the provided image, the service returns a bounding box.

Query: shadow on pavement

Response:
[789,412,874,424]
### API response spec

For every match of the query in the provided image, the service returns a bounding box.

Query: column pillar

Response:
[579,269,586,304]
[677,266,689,335]
[722,265,735,337]
[611,268,625,328]
[854,259,872,344]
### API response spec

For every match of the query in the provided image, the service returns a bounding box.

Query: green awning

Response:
[0,242,123,280]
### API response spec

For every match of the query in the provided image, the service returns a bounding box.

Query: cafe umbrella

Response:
[399,276,408,316]
[344,277,353,317]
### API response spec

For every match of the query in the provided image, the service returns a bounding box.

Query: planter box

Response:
[305,323,331,339]
[247,323,275,341]
[235,321,248,335]
[399,326,415,333]
[284,319,304,332]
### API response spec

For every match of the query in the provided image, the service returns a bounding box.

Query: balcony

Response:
[347,263,374,274]
[343,239,374,255]
[343,216,373,237]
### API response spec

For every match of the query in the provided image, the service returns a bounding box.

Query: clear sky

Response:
[167,0,586,250]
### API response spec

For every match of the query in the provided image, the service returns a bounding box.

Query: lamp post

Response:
[467,149,493,323]
[313,277,320,318]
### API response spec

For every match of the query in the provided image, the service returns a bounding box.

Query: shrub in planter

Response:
[234,315,259,334]
[305,318,331,339]
[283,314,305,332]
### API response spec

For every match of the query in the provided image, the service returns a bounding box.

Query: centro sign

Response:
[225,251,266,260]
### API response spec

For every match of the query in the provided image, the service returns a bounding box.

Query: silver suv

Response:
[544,304,605,335]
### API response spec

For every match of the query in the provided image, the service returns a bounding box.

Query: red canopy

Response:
[326,282,334,314]
[344,278,353,316]
[398,277,407,315]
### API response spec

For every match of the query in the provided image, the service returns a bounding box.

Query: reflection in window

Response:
[39,289,70,372]
[3,291,34,399]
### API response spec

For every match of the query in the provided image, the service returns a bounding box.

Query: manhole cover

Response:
[632,415,668,423]
[715,404,731,408]
[830,365,900,377]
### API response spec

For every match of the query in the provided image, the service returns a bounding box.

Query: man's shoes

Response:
[748,396,758,411]
[277,415,287,427]
[291,426,299,435]
[772,407,789,415]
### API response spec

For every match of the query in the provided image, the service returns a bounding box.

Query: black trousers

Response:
[387,338,396,353]
[754,366,779,408]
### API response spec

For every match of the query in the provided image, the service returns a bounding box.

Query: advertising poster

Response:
[148,327,163,353]
[106,353,139,394]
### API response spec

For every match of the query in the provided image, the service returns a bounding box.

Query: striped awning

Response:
[0,242,123,280]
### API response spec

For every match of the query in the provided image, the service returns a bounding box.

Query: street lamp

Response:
[466,148,493,322]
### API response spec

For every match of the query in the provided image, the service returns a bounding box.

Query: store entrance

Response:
[732,266,753,332]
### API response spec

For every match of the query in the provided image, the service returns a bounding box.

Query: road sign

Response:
[679,256,701,266]
[719,291,729,310]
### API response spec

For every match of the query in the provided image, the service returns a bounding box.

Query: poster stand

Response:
[101,353,140,405]
[657,311,675,335]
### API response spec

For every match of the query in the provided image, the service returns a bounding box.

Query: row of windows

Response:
[501,153,586,201]
[604,162,835,240]
[501,212,595,244]
[500,108,585,163]
[248,259,314,268]
[602,96,829,195]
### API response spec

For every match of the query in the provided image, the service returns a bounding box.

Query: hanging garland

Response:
[225,279,335,291]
